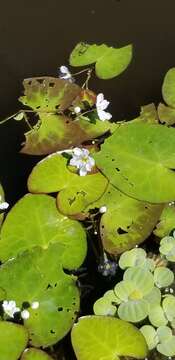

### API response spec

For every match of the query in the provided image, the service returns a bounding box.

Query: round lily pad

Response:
[21,348,53,359]
[0,321,28,360]
[85,184,163,254]
[0,193,87,269]
[28,153,108,217]
[0,243,80,347]
[94,122,175,203]
[71,316,148,360]
[69,42,133,80]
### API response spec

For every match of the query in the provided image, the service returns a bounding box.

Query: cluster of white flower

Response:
[70,147,95,176]
[2,300,39,320]
[0,195,9,211]
[58,65,112,121]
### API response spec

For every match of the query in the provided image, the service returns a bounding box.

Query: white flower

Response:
[0,202,9,210]
[59,65,73,82]
[74,106,81,114]
[69,147,95,176]
[21,309,30,320]
[31,301,39,309]
[2,300,20,318]
[96,93,112,121]
[99,206,107,214]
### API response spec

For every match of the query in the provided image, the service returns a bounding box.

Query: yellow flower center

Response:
[129,289,143,300]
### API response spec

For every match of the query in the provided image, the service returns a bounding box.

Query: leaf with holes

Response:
[84,184,163,254]
[28,153,108,217]
[0,194,87,269]
[19,77,116,155]
[0,243,80,347]
[69,42,133,79]
[94,122,175,203]
[21,348,54,359]
[0,321,28,360]
[19,77,81,113]
[71,316,148,360]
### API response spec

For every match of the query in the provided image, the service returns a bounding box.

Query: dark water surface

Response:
[0,1,175,358]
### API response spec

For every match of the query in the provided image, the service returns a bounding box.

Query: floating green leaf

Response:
[148,305,168,327]
[140,325,158,350]
[144,287,161,310]
[158,103,175,125]
[19,77,115,155]
[162,295,175,322]
[20,77,81,112]
[69,42,133,79]
[0,194,87,269]
[28,153,108,217]
[154,205,175,238]
[162,68,175,108]
[84,184,162,254]
[119,248,147,269]
[94,122,175,203]
[71,316,148,360]
[93,297,117,316]
[156,325,172,343]
[21,348,54,359]
[134,103,159,124]
[114,267,155,323]
[159,235,175,262]
[0,243,80,347]
[0,321,28,360]
[21,113,114,155]
[141,324,175,357]
[153,267,174,288]
[157,336,175,357]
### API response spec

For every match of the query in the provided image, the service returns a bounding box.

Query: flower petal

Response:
[96,93,104,106]
[100,99,110,111]
[79,167,87,176]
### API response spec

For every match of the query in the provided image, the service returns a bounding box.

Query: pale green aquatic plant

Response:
[159,232,175,262]
[119,248,155,271]
[140,325,175,357]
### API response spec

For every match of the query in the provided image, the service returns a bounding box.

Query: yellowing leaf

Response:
[71,316,148,360]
